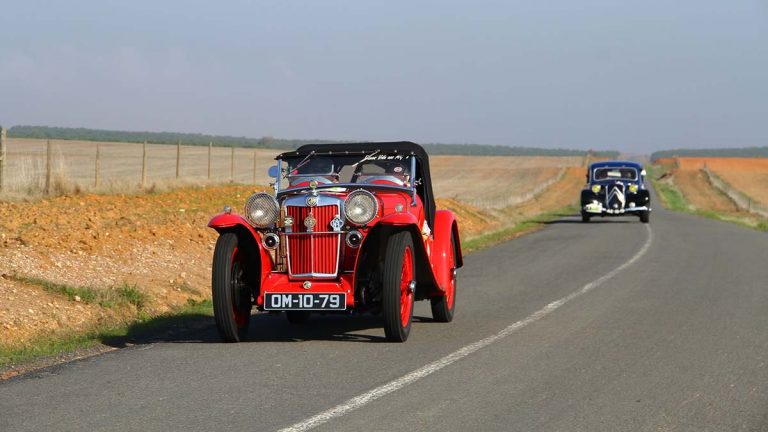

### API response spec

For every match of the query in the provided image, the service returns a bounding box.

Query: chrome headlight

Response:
[344,190,378,225]
[591,184,601,194]
[244,193,279,228]
[628,184,639,193]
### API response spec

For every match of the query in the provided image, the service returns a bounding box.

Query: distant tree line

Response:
[651,147,768,161]
[7,125,618,157]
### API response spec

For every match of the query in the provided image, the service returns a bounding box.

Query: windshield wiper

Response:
[285,151,315,178]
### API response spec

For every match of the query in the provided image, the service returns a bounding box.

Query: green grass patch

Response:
[653,180,689,212]
[0,300,213,368]
[0,331,107,369]
[9,275,101,304]
[116,283,149,310]
[8,276,149,310]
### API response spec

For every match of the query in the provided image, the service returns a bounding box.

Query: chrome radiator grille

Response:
[606,183,626,210]
[285,200,342,278]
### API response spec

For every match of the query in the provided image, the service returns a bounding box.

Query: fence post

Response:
[0,127,6,193]
[94,143,101,188]
[208,142,212,180]
[253,150,257,185]
[141,140,148,187]
[230,146,235,183]
[176,140,181,180]
[45,140,53,194]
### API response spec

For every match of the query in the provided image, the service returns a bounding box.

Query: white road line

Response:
[279,225,653,432]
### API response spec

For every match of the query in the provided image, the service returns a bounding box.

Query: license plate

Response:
[264,293,346,311]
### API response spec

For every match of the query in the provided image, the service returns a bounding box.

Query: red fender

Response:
[376,211,419,226]
[356,212,441,296]
[208,213,273,282]
[208,213,253,231]
[431,210,463,293]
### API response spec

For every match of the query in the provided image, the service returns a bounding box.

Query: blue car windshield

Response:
[593,167,638,181]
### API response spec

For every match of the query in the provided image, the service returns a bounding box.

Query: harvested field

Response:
[674,157,768,172]
[430,155,582,207]
[667,157,768,209]
[653,157,678,167]
[496,167,585,220]
[653,157,768,226]
[709,172,768,209]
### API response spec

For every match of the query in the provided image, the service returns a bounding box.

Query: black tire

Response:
[212,233,253,342]
[430,233,457,323]
[581,211,591,223]
[382,231,416,342]
[640,210,650,224]
[286,311,311,324]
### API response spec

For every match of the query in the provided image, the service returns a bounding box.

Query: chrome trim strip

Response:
[278,183,409,198]
[275,158,281,195]
[410,155,417,206]
[283,231,345,236]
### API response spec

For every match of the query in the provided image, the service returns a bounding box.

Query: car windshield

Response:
[593,167,638,181]
[281,153,413,188]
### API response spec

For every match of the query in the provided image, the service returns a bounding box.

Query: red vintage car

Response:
[208,142,462,342]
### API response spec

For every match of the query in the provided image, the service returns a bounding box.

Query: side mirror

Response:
[640,169,647,177]
[267,165,280,178]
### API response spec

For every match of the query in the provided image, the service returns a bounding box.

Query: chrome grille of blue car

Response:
[606,183,626,210]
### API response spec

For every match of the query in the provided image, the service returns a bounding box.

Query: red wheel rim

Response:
[400,246,414,327]
[230,247,248,328]
[445,246,456,309]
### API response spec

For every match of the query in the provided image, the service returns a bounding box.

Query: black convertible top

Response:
[277,141,436,228]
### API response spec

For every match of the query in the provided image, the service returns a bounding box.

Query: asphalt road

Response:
[3,202,768,431]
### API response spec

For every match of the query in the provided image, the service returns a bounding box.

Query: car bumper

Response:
[583,203,651,215]
[256,272,355,310]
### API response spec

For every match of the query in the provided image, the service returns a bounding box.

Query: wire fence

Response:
[0,131,278,196]
[0,130,580,208]
[702,167,768,218]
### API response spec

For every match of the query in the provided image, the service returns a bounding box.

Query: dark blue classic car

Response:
[580,161,651,223]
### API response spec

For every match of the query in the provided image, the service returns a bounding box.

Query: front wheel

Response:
[431,232,457,322]
[581,211,591,223]
[212,233,253,342]
[382,231,416,342]
[640,210,650,224]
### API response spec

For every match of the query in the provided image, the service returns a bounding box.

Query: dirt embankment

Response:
[671,170,741,213]
[0,185,261,345]
[653,157,766,223]
[1,165,583,349]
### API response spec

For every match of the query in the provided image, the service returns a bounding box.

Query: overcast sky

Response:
[1,1,766,153]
